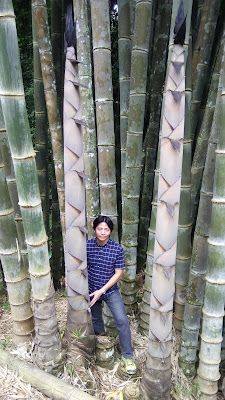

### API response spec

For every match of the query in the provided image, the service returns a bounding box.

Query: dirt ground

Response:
[0,291,223,400]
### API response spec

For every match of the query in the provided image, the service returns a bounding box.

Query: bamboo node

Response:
[202,307,224,318]
[205,276,225,285]
[26,235,48,247]
[0,91,24,97]
[0,207,14,216]
[29,268,51,278]
[13,151,36,160]
[207,238,225,247]
[18,200,42,208]
[211,197,225,204]
[200,334,223,345]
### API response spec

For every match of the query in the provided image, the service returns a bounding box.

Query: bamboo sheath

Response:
[63,43,94,343]
[197,42,225,398]
[73,0,100,236]
[141,1,192,398]
[0,0,62,368]
[0,349,96,400]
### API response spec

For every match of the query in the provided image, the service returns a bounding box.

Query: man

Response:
[87,215,137,375]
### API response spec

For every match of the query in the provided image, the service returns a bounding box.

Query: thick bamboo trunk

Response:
[141,1,192,398]
[32,6,49,234]
[179,75,221,376]
[90,0,118,235]
[191,0,221,141]
[138,0,172,272]
[0,0,62,369]
[0,349,96,400]
[191,51,222,225]
[32,0,65,235]
[73,0,100,235]
[121,0,153,309]
[118,0,131,197]
[0,103,34,344]
[197,38,225,400]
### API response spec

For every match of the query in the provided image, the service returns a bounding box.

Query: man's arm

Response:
[89,268,124,307]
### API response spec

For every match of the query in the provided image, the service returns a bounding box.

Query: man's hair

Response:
[93,215,114,232]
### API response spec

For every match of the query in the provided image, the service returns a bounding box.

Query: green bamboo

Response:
[141,1,192,397]
[0,0,62,369]
[120,0,153,309]
[73,0,100,235]
[137,0,172,272]
[51,0,63,101]
[179,72,221,377]
[90,0,118,236]
[0,102,34,344]
[191,52,222,225]
[191,0,221,140]
[32,0,65,236]
[118,0,131,197]
[197,39,225,399]
[32,6,49,234]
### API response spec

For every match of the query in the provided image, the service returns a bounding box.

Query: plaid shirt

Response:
[87,238,125,299]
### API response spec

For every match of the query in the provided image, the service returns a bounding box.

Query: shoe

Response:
[120,356,137,375]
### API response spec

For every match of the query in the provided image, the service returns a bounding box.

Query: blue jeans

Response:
[91,290,133,358]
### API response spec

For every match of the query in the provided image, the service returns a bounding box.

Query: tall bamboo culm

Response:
[118,0,131,197]
[90,0,118,236]
[0,0,62,369]
[141,1,192,398]
[197,39,225,400]
[120,0,153,310]
[0,103,34,344]
[32,0,65,235]
[74,0,100,235]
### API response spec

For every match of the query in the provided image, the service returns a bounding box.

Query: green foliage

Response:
[0,337,10,350]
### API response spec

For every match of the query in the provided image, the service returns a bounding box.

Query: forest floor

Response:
[0,290,223,400]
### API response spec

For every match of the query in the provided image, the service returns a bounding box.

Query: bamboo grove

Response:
[1,0,225,399]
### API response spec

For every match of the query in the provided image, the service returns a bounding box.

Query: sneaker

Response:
[120,356,137,375]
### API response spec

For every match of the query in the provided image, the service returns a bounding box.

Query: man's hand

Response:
[89,289,104,307]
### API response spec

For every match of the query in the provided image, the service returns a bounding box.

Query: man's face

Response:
[95,222,111,244]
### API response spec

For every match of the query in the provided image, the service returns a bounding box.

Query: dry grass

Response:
[0,292,223,399]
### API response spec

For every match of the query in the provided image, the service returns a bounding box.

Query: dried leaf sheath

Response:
[63,45,94,361]
[141,1,188,397]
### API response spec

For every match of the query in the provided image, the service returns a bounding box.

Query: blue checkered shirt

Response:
[87,238,125,299]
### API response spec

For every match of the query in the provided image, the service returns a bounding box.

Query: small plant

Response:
[72,328,83,339]
[0,337,10,350]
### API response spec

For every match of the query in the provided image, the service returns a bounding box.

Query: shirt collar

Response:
[95,237,111,247]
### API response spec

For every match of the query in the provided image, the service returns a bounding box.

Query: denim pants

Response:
[91,290,133,358]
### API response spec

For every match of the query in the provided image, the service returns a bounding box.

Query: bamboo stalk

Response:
[90,0,118,235]
[32,0,65,236]
[0,0,62,369]
[0,349,96,400]
[0,102,34,344]
[197,38,225,399]
[121,0,153,308]
[191,0,221,140]
[138,0,172,272]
